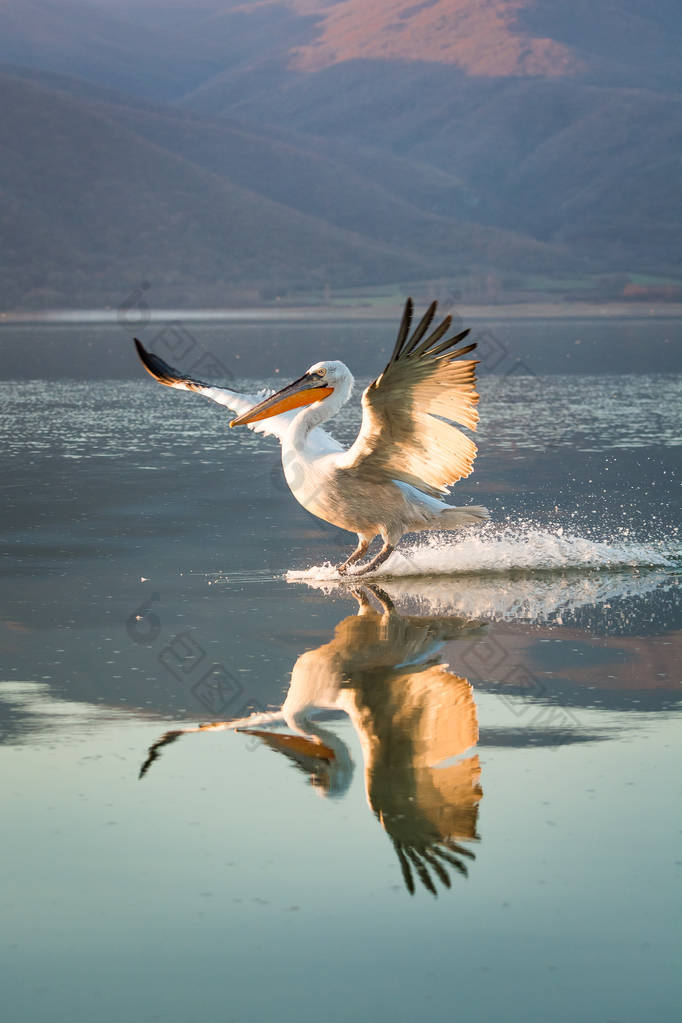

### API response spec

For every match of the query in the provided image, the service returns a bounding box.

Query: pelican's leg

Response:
[351,541,395,576]
[365,583,396,613]
[337,535,371,574]
[349,586,373,611]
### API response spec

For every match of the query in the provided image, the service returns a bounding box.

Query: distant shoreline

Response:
[1,301,681,324]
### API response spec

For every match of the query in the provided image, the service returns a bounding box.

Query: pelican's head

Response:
[230,360,353,427]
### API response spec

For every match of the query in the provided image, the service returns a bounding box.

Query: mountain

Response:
[0,1,679,308]
[214,63,680,273]
[4,2,679,96]
[2,69,572,308]
[286,0,582,77]
[177,4,682,276]
[0,72,421,307]
[0,0,218,99]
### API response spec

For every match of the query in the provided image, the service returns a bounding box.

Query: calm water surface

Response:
[0,323,680,1022]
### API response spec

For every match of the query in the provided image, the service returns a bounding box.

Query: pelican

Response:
[134,299,489,574]
[140,584,484,895]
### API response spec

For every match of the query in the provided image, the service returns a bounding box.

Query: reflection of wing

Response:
[339,299,479,496]
[139,728,184,779]
[134,339,338,446]
[377,664,479,768]
[357,664,482,896]
[392,827,477,897]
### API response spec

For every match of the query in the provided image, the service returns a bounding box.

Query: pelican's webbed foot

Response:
[350,542,395,576]
[337,536,370,575]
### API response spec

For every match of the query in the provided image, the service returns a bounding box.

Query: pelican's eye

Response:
[316,368,327,378]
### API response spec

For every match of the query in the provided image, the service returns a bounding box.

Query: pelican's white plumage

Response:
[134,299,488,573]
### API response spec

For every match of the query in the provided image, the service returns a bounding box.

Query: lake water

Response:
[1,321,680,1022]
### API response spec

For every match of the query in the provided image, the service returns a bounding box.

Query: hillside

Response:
[287,0,582,76]
[2,70,575,308]
[183,61,682,277]
[3,1,679,95]
[0,73,427,307]
[0,1,679,308]
[87,87,575,268]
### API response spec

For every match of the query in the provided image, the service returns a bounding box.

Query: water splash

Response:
[307,567,676,625]
[287,522,679,625]
[287,522,679,582]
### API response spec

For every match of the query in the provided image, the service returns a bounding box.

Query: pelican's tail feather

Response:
[434,505,490,530]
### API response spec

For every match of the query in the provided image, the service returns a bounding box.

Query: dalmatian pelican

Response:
[134,299,488,574]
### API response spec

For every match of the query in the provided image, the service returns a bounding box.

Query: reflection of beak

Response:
[229,373,333,427]
[237,728,336,762]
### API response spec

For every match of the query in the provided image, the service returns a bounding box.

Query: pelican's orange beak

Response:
[229,373,333,427]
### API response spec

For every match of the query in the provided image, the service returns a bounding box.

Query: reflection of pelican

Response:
[134,300,488,574]
[141,586,484,895]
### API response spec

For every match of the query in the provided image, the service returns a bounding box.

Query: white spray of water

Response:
[287,523,678,582]
[286,523,679,623]
[295,567,674,625]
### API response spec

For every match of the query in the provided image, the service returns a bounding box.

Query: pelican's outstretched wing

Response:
[134,339,334,444]
[339,299,479,496]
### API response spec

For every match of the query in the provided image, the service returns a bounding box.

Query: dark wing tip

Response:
[404,299,438,355]
[453,341,477,359]
[420,327,478,362]
[133,337,193,388]
[380,299,476,378]
[139,729,184,779]
[397,296,414,346]
[384,296,414,371]
[134,336,167,382]
[133,337,152,371]
[392,840,416,896]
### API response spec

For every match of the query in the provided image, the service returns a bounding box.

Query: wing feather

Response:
[387,296,413,367]
[403,300,437,355]
[410,314,452,358]
[340,300,480,497]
